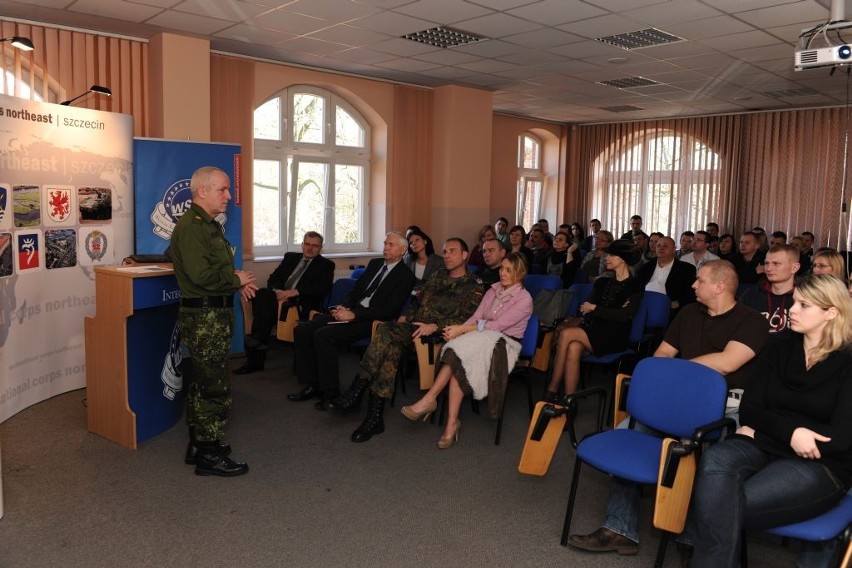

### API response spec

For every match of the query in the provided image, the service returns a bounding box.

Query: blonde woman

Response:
[401,253,533,449]
[687,274,852,567]
[811,249,847,283]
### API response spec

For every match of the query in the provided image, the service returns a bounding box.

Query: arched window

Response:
[517,133,543,229]
[0,54,62,102]
[591,129,721,237]
[253,86,370,255]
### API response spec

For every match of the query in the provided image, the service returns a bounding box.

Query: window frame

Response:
[517,133,543,227]
[252,85,371,257]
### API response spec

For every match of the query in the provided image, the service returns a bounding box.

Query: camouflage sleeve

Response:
[434,277,485,330]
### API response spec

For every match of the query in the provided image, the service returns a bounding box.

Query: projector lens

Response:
[839,45,852,59]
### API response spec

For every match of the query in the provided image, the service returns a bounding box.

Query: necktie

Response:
[284,259,309,290]
[360,265,387,300]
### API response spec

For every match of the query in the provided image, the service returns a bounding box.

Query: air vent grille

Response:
[402,26,487,48]
[596,28,685,50]
[601,105,646,113]
[599,76,660,89]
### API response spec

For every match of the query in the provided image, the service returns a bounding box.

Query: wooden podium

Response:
[84,265,184,449]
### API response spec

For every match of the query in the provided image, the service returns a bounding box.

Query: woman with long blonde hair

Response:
[686,274,852,567]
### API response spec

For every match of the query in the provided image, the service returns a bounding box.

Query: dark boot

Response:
[185,428,231,465]
[327,375,369,413]
[314,389,340,411]
[234,343,266,375]
[194,442,249,477]
[351,392,385,443]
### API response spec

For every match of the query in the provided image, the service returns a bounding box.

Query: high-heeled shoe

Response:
[401,400,437,422]
[437,420,461,449]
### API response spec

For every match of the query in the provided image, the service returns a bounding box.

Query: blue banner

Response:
[133,139,244,352]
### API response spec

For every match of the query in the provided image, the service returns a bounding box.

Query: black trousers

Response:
[293,315,373,393]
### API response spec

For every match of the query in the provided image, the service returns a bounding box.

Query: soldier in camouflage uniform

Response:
[328,237,484,443]
[169,166,258,477]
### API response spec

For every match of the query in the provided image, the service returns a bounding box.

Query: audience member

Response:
[235,231,334,375]
[802,230,816,257]
[620,215,643,240]
[545,231,580,287]
[580,230,614,282]
[401,253,533,449]
[567,260,768,556]
[769,230,787,247]
[538,218,554,243]
[680,230,720,271]
[545,240,643,398]
[507,225,533,269]
[676,231,694,260]
[631,231,652,268]
[570,223,587,250]
[752,227,769,252]
[328,238,484,442]
[527,228,550,274]
[811,249,847,283]
[789,235,812,275]
[288,232,415,407]
[405,228,443,291]
[477,238,508,286]
[705,222,720,237]
[586,219,602,251]
[685,274,852,568]
[636,236,696,315]
[733,231,765,284]
[494,217,509,245]
[647,232,663,260]
[468,224,497,267]
[717,233,736,261]
[740,244,799,342]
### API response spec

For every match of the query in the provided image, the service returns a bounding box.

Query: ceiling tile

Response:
[249,9,332,34]
[502,27,583,49]
[349,9,437,34]
[623,0,723,26]
[308,24,392,46]
[213,23,296,45]
[735,1,827,29]
[556,13,645,39]
[412,48,483,65]
[286,0,380,20]
[664,15,754,40]
[506,0,607,26]
[171,0,271,20]
[146,10,232,34]
[393,0,494,23]
[69,0,163,21]
[453,12,543,38]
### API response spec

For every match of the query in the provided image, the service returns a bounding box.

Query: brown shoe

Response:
[567,527,639,555]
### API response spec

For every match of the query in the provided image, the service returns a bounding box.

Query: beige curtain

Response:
[0,19,149,136]
[572,110,851,250]
[389,85,433,231]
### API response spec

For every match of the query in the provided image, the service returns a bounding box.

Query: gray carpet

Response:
[0,344,797,567]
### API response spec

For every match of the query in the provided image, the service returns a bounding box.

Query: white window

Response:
[0,54,61,102]
[517,133,543,229]
[592,130,721,237]
[253,86,370,255]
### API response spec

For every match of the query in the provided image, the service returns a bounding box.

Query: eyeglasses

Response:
[812,263,832,270]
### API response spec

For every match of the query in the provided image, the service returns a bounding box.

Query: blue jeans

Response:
[687,437,846,568]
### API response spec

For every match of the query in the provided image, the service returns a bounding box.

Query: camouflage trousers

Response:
[178,306,233,442]
[359,321,415,398]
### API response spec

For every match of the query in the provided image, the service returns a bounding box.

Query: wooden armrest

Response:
[613,373,632,429]
[414,337,443,390]
[276,302,299,342]
[653,437,697,533]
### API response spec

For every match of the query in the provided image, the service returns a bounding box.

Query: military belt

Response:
[181,295,233,308]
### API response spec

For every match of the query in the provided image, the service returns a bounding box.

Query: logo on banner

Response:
[17,233,39,270]
[84,229,108,261]
[161,322,184,400]
[47,188,71,222]
[0,186,6,223]
[150,179,228,241]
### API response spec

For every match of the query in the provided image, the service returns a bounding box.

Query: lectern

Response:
[84,265,184,449]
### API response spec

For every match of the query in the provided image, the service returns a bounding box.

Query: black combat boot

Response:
[194,442,249,477]
[326,375,369,413]
[351,391,385,443]
[233,343,267,375]
[185,428,232,465]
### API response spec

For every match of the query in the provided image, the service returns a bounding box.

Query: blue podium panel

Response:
[126,275,183,443]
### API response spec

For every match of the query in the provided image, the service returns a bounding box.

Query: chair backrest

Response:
[642,291,671,329]
[524,274,562,299]
[328,277,356,308]
[626,295,647,345]
[519,314,540,359]
[627,358,727,438]
[736,282,757,300]
[351,267,366,280]
[566,283,593,317]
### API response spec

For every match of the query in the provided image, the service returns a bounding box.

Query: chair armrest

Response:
[613,374,631,429]
[690,417,737,446]
[563,385,608,449]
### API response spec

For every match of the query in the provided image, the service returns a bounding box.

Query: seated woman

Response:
[467,224,497,268]
[545,231,580,288]
[545,239,643,398]
[811,248,847,283]
[687,274,852,568]
[579,230,614,282]
[405,228,442,291]
[717,233,736,261]
[400,252,533,449]
[507,224,534,270]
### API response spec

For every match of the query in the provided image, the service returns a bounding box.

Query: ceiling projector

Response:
[795,44,852,70]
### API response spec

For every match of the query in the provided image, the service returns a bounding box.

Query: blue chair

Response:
[566,283,593,317]
[741,495,852,567]
[326,277,356,310]
[524,274,561,300]
[350,267,366,280]
[495,314,540,445]
[560,358,731,568]
[639,291,671,355]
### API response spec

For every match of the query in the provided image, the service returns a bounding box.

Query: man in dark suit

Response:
[636,236,696,317]
[234,231,334,374]
[288,231,415,407]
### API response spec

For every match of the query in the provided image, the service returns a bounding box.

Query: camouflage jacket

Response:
[403,268,484,332]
